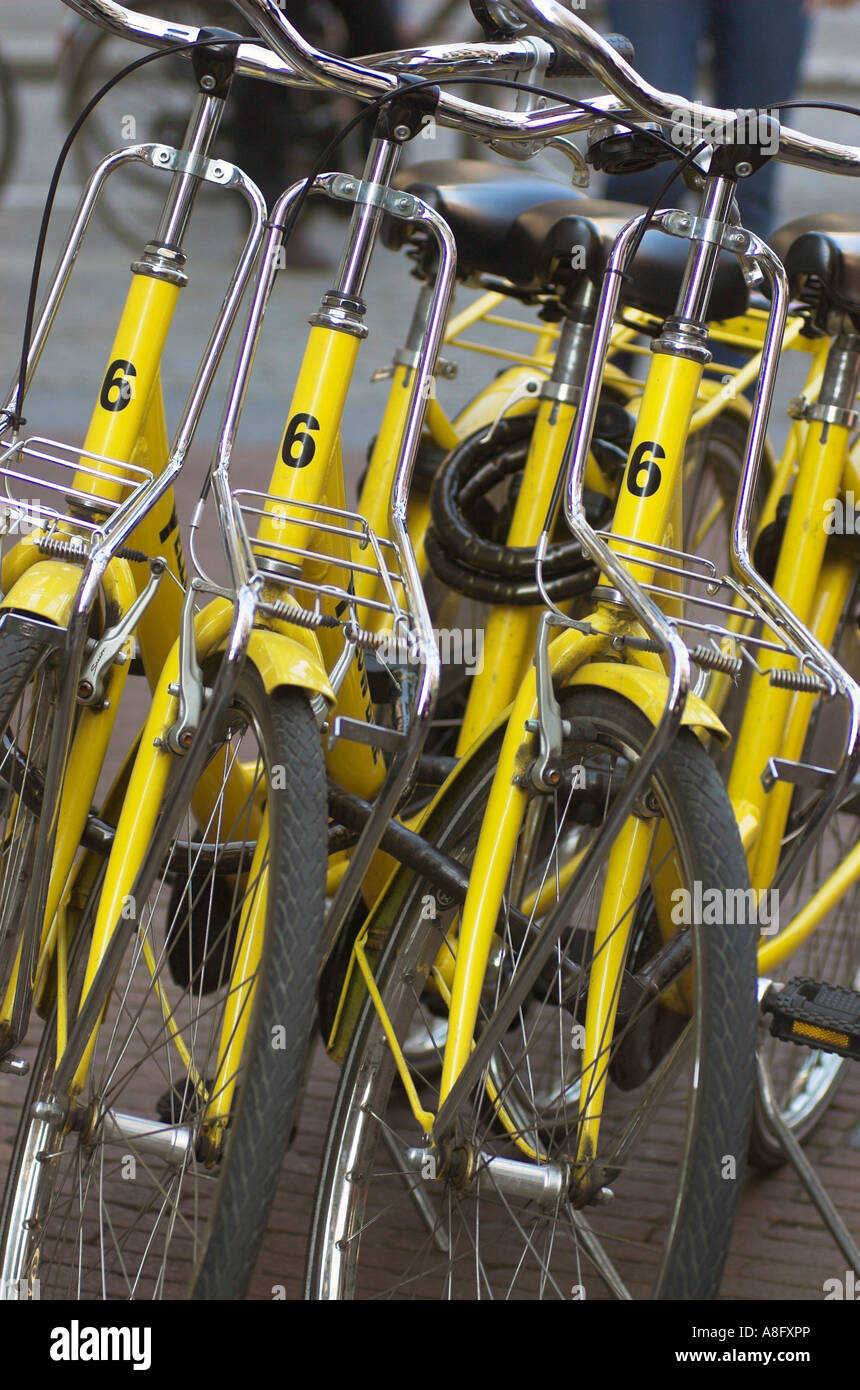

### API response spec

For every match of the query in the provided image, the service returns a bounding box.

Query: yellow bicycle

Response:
[0,0,650,1299]
[306,2,860,1300]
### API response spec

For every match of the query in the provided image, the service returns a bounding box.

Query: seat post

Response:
[540,279,599,412]
[817,333,860,419]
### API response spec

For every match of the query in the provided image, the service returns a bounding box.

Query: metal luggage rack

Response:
[192,485,418,650]
[596,530,834,695]
[0,434,155,557]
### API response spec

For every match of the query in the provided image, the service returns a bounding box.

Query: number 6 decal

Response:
[100,358,137,413]
[282,412,321,468]
[626,440,665,498]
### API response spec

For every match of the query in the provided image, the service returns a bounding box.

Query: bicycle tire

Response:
[0,628,64,1033]
[306,689,758,1300]
[0,672,326,1300]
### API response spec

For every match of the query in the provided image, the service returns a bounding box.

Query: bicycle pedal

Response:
[761,977,860,1060]
[761,757,834,792]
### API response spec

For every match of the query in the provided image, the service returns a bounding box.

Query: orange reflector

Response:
[791,1021,850,1049]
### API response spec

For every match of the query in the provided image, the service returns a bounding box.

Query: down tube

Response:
[605,352,704,578]
[72,272,180,507]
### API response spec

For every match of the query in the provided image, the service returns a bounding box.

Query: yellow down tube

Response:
[605,352,704,581]
[256,326,360,556]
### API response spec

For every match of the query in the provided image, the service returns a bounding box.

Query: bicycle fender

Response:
[1,535,137,627]
[567,661,731,746]
[244,628,334,704]
[0,559,82,626]
[451,366,541,440]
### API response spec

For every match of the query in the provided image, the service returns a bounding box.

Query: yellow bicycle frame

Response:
[347,305,857,1173]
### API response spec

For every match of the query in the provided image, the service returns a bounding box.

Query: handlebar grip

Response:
[547,32,634,78]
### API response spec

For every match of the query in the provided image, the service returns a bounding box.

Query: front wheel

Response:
[306,690,758,1300]
[0,672,326,1300]
[0,628,64,1033]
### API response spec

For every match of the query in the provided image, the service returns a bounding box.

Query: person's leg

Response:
[228,1,338,267]
[334,0,401,56]
[710,0,810,236]
[604,0,707,208]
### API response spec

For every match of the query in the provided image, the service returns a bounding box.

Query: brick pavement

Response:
[3,1032,853,1301]
[240,1038,860,1301]
[253,1044,860,1302]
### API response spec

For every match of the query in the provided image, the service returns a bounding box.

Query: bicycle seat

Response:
[771,214,860,317]
[388,158,750,321]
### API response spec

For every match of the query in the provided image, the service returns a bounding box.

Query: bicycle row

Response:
[0,0,857,1299]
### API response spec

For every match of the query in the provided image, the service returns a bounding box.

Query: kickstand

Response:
[756,1053,860,1274]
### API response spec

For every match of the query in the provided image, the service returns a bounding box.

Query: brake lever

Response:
[488,35,556,160]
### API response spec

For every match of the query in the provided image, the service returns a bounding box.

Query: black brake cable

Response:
[767,98,860,121]
[6,39,201,433]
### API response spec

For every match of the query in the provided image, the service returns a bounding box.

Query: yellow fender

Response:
[0,543,333,702]
[0,558,82,627]
[1,535,138,629]
[566,660,731,746]
[189,598,332,702]
[243,626,334,703]
[451,366,542,440]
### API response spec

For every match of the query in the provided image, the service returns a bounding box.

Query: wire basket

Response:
[195,484,418,651]
[0,434,155,557]
[599,530,833,694]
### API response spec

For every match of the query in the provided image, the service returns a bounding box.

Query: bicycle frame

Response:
[0,78,276,1052]
[346,171,860,1180]
[24,107,462,1121]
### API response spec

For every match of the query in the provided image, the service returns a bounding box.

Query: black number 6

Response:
[100,358,137,412]
[282,412,321,468]
[626,440,665,498]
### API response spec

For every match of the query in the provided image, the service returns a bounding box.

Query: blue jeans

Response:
[604,0,810,237]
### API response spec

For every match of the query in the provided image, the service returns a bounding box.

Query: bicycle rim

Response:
[0,675,325,1298]
[307,691,757,1300]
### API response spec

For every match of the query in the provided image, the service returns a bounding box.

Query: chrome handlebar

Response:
[60,0,860,175]
[505,0,860,176]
